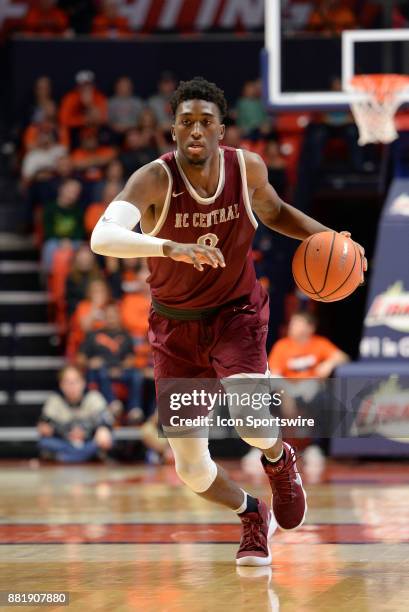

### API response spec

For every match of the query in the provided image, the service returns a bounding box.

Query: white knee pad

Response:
[222,371,278,451]
[169,437,218,493]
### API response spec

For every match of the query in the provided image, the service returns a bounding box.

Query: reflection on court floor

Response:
[0,460,408,612]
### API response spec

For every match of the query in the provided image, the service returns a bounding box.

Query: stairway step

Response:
[0,356,65,390]
[0,292,49,323]
[0,272,40,291]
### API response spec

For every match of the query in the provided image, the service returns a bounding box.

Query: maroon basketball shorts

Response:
[148,283,269,380]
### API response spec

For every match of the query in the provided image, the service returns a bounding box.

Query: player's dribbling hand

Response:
[340,231,367,284]
[163,241,226,272]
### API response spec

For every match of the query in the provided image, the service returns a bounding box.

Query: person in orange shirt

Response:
[21,0,69,35]
[70,127,116,182]
[67,278,112,359]
[91,0,132,38]
[307,0,356,34]
[268,311,348,378]
[84,182,119,236]
[59,71,108,131]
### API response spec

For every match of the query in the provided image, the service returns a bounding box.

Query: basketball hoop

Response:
[347,74,409,145]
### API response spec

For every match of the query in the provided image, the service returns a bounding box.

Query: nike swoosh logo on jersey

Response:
[172,191,185,198]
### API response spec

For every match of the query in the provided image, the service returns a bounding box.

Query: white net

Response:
[348,75,409,146]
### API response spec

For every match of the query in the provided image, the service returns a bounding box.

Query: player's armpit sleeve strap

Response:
[90,200,169,258]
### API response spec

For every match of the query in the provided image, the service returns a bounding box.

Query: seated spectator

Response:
[91,0,132,37]
[37,365,113,463]
[21,124,67,185]
[67,278,112,358]
[264,139,288,197]
[268,310,349,461]
[302,77,365,172]
[58,0,95,34]
[121,258,149,294]
[65,245,103,316]
[42,179,84,273]
[235,79,271,138]
[84,182,120,236]
[119,128,159,179]
[108,76,144,139]
[268,311,349,378]
[21,0,69,36]
[105,158,125,184]
[26,76,55,126]
[78,303,145,423]
[223,125,244,149]
[148,71,176,132]
[307,0,356,34]
[23,103,69,153]
[59,70,108,132]
[71,127,116,182]
[92,158,125,201]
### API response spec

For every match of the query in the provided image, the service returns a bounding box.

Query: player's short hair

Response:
[170,76,228,121]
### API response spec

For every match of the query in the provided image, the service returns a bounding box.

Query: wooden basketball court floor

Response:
[0,458,408,612]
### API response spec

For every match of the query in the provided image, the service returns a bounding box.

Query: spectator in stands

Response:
[235,79,270,138]
[119,128,159,179]
[59,70,108,133]
[42,179,84,273]
[78,303,145,424]
[58,0,95,34]
[67,278,112,357]
[91,0,132,37]
[269,310,349,462]
[148,71,176,132]
[84,181,121,237]
[302,77,365,172]
[268,311,349,378]
[65,245,103,316]
[108,76,144,140]
[223,125,243,148]
[71,127,116,182]
[21,0,69,36]
[105,158,125,184]
[307,0,356,34]
[23,103,69,153]
[26,76,55,125]
[103,257,149,301]
[21,124,67,185]
[264,139,288,197]
[37,365,113,463]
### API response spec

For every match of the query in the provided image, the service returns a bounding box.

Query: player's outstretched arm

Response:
[90,162,225,271]
[244,150,330,240]
[244,150,367,276]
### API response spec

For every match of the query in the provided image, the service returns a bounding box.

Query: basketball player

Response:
[91,77,366,566]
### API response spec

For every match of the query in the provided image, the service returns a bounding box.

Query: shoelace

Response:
[267,449,299,504]
[239,514,267,553]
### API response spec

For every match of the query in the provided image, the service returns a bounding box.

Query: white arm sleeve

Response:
[90,200,169,258]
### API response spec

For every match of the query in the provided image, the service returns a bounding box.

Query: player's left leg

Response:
[166,433,275,566]
[222,373,308,531]
[211,284,307,533]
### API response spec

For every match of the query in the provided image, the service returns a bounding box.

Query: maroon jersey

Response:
[143,146,259,310]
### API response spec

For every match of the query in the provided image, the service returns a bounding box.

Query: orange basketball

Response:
[292,231,363,302]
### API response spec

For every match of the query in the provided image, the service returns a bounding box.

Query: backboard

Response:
[264,0,409,110]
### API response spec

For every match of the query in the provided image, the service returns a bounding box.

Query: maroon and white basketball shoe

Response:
[236,499,277,566]
[261,442,307,530]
